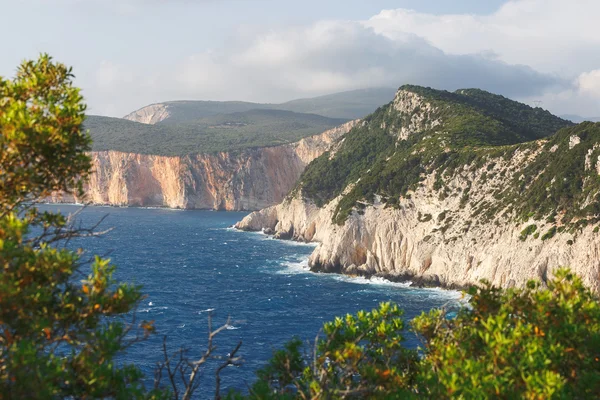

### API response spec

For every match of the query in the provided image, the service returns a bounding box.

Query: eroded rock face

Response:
[123,104,171,125]
[50,121,358,210]
[236,157,600,292]
[235,88,599,291]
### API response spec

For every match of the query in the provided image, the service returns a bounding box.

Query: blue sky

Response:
[1,0,599,117]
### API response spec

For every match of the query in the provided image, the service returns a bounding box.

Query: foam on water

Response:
[275,257,462,301]
[277,259,311,274]
[332,274,413,288]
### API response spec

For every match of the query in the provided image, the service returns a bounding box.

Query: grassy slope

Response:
[296,85,578,224]
[86,110,347,156]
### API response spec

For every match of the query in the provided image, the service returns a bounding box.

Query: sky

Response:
[1,0,598,118]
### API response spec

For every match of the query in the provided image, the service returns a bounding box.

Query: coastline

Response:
[237,225,468,293]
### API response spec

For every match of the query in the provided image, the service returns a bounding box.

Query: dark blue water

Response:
[45,205,459,397]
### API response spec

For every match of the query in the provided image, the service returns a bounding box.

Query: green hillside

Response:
[126,88,396,124]
[137,101,271,125]
[86,109,346,156]
[295,85,575,224]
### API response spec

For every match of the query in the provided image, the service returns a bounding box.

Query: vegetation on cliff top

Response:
[86,110,347,156]
[295,85,580,225]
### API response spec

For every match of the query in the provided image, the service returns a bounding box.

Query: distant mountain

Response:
[86,109,347,156]
[124,88,397,124]
[274,88,398,119]
[560,114,600,123]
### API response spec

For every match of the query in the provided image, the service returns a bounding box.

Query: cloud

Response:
[367,0,600,76]
[578,70,600,98]
[362,0,600,117]
[83,16,566,116]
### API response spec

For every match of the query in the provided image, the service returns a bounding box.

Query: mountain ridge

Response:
[123,88,397,124]
[236,85,600,292]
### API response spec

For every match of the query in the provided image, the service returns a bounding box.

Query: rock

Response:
[48,121,358,211]
[236,156,600,292]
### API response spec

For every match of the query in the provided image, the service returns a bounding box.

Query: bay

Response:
[45,205,460,397]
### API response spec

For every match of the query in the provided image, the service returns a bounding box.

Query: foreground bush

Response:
[0,55,166,399]
[239,269,600,399]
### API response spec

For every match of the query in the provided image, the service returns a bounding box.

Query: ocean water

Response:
[44,205,461,397]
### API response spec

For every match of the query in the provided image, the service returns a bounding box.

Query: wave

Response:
[138,306,169,313]
[277,258,462,300]
[332,274,413,288]
[278,240,318,248]
[225,325,240,330]
[277,259,311,275]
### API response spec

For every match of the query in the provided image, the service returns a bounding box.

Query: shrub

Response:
[542,226,558,240]
[519,224,538,241]
[239,269,600,399]
[0,55,164,398]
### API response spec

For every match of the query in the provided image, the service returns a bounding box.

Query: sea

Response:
[43,205,462,397]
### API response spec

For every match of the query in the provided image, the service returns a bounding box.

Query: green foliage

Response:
[242,303,418,399]
[519,224,538,241]
[0,54,91,210]
[296,85,572,225]
[0,55,164,399]
[87,110,347,156]
[240,269,600,399]
[413,269,600,399]
[542,226,558,241]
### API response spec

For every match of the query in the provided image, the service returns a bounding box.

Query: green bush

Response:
[542,226,558,240]
[237,269,600,399]
[519,224,538,241]
[0,55,166,399]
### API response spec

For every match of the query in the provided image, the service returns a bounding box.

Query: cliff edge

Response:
[51,121,357,210]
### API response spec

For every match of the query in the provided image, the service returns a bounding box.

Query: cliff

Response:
[50,121,357,210]
[236,86,600,291]
[124,103,171,125]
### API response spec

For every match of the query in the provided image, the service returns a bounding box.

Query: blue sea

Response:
[45,205,461,397]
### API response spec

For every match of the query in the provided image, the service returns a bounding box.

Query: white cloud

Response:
[84,17,565,116]
[367,0,600,76]
[81,0,600,118]
[363,0,600,117]
[578,70,600,98]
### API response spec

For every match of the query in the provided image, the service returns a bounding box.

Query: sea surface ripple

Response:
[44,205,461,397]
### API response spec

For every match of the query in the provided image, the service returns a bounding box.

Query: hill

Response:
[86,110,347,156]
[296,85,573,222]
[274,88,398,119]
[561,114,600,123]
[124,88,396,124]
[236,85,600,291]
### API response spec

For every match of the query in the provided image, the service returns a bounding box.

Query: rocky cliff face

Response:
[123,104,171,125]
[51,121,357,210]
[236,87,600,291]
